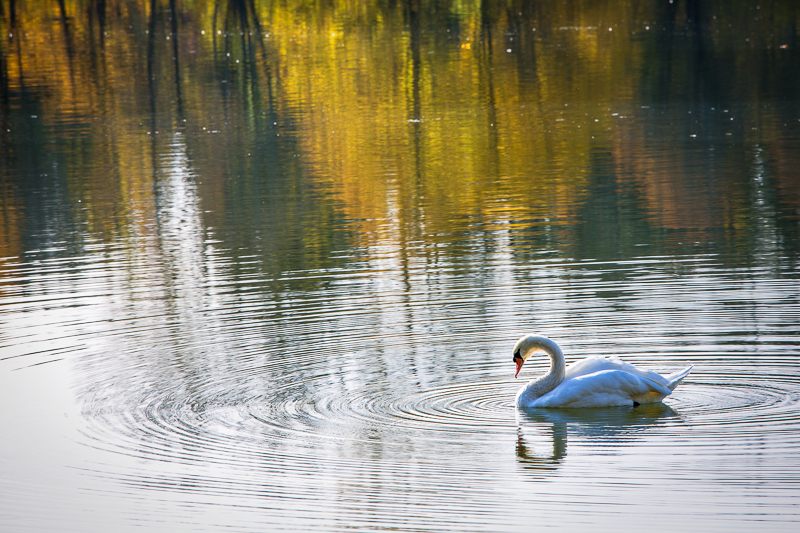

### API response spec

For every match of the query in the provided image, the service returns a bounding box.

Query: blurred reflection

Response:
[515,403,679,477]
[154,132,208,311]
[515,423,567,473]
[1,0,798,270]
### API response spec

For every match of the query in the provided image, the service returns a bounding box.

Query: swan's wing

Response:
[530,369,672,408]
[565,356,672,388]
[666,365,693,391]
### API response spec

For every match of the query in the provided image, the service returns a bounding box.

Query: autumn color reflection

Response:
[1,0,798,273]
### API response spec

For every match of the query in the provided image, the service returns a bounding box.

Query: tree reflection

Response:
[0,0,798,276]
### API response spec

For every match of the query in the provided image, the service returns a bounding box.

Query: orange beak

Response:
[514,356,524,378]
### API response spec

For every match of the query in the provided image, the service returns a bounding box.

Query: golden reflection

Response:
[0,0,798,265]
[0,183,22,261]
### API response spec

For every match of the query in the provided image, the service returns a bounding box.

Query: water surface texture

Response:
[1,1,800,532]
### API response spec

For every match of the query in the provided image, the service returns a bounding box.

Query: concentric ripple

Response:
[299,381,514,432]
[83,374,521,459]
[672,374,800,446]
[80,348,800,467]
[5,244,800,532]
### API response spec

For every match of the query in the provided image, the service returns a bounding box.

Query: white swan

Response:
[513,335,692,408]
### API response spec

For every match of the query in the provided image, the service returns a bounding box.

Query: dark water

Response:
[1,1,799,531]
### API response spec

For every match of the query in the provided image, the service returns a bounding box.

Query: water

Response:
[1,1,800,531]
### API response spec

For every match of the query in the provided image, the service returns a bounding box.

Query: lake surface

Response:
[1,1,799,531]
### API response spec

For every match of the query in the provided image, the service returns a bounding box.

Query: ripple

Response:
[675,379,800,447]
[80,353,800,472]
[6,243,800,532]
[307,382,515,432]
[84,377,521,462]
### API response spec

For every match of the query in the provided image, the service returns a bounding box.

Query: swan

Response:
[513,335,692,408]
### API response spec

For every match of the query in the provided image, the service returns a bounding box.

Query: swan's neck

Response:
[540,338,566,382]
[518,338,566,403]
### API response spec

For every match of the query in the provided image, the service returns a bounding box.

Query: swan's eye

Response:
[513,349,521,362]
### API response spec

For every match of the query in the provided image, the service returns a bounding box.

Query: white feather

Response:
[513,335,692,409]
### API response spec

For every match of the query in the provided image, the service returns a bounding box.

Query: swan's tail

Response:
[666,365,693,391]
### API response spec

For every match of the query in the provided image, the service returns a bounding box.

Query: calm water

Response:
[2,1,800,531]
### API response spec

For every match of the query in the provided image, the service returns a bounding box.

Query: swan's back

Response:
[519,356,694,409]
[565,356,680,388]
[526,369,672,408]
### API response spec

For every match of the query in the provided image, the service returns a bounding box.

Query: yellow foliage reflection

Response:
[1,0,798,270]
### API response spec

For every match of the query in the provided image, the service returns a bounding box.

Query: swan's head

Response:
[512,335,561,378]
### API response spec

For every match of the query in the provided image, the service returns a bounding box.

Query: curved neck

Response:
[516,336,567,404]
[531,337,566,382]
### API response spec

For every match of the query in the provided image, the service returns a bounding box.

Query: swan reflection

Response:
[515,424,567,472]
[515,403,680,476]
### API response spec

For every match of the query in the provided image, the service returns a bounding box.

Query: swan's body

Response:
[513,335,692,408]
